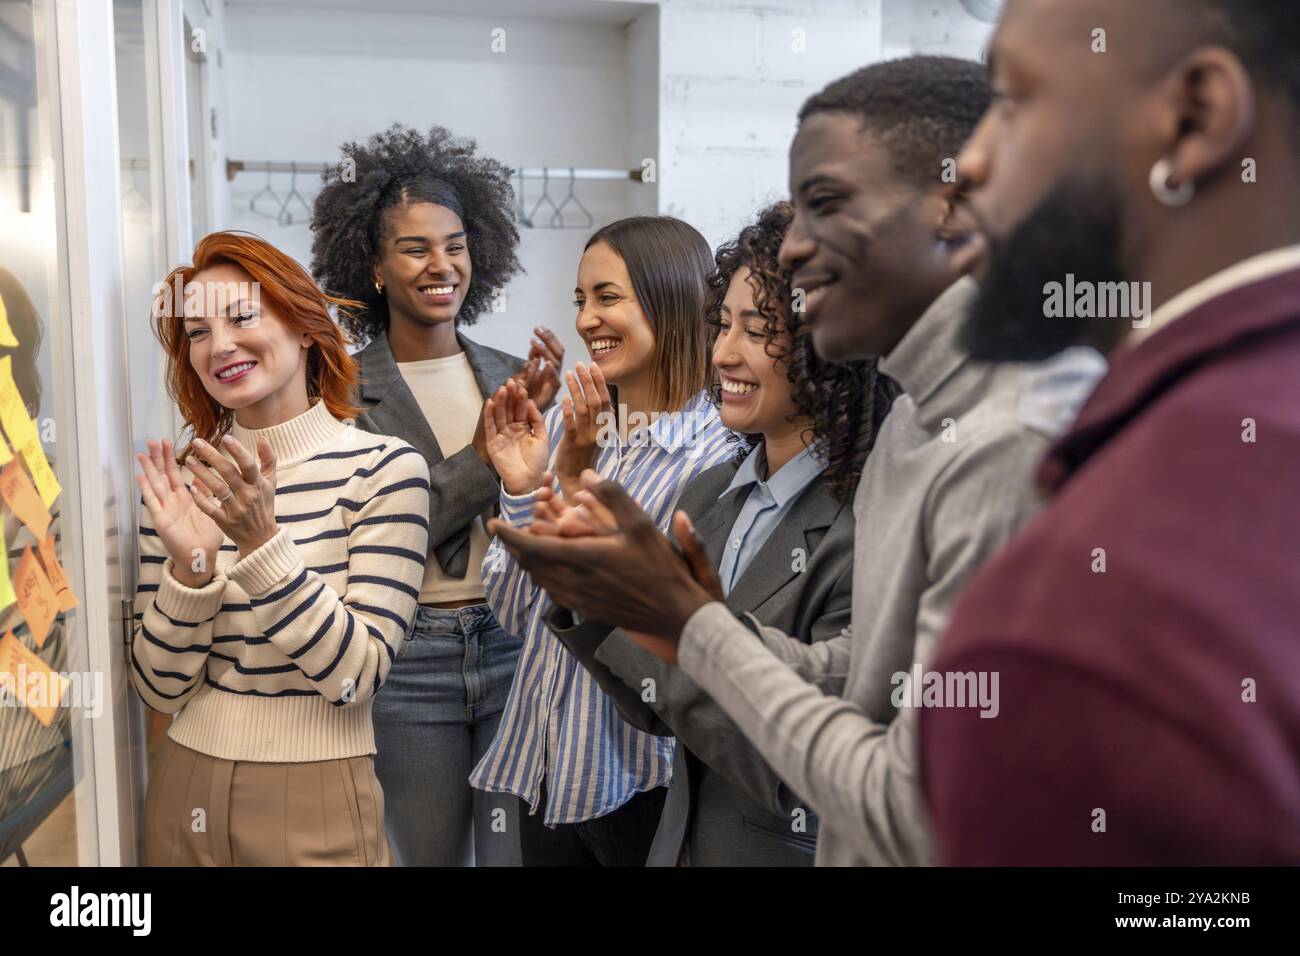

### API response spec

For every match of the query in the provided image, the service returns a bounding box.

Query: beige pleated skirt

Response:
[143,734,391,866]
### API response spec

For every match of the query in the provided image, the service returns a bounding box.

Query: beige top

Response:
[131,400,430,762]
[397,352,490,604]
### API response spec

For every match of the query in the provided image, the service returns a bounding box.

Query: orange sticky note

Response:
[19,439,59,509]
[37,535,78,613]
[0,630,68,726]
[14,545,57,648]
[0,457,51,539]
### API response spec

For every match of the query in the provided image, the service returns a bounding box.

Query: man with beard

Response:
[485,56,1105,866]
[924,0,1300,864]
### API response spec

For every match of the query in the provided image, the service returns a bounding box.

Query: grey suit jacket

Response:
[352,329,523,579]
[550,453,854,865]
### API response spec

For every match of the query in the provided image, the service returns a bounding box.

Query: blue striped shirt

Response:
[472,391,736,824]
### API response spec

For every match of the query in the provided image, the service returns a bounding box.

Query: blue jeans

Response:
[373,603,523,866]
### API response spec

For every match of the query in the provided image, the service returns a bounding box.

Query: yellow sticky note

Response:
[0,290,18,348]
[19,439,59,508]
[0,356,38,450]
[0,630,68,727]
[0,524,15,612]
[0,431,11,466]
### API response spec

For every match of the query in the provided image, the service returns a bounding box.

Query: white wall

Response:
[883,0,995,60]
[219,4,656,365]
[626,6,660,216]
[655,0,884,251]
[653,0,994,252]
[182,0,233,245]
[203,0,993,365]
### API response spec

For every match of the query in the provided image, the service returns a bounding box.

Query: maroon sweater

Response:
[922,266,1300,865]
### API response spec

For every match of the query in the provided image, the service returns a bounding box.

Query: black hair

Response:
[1196,1,1300,117]
[799,55,992,190]
[704,201,900,505]
[309,124,521,345]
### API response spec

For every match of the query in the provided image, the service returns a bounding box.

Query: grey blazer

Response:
[352,329,523,579]
[549,453,854,866]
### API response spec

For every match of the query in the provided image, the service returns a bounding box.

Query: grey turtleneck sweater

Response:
[676,278,1107,866]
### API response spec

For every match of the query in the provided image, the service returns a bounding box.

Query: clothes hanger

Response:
[120,163,149,222]
[526,167,562,230]
[277,162,313,226]
[249,167,283,220]
[515,168,530,227]
[551,167,593,230]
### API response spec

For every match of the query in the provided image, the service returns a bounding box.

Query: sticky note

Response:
[0,457,51,539]
[0,630,68,726]
[0,524,14,613]
[36,535,78,613]
[0,431,11,466]
[19,439,59,508]
[0,290,17,348]
[0,356,38,451]
[14,545,57,648]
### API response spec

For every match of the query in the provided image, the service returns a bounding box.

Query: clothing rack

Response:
[225,160,646,229]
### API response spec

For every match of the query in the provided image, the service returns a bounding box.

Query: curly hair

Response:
[704,201,900,505]
[309,124,522,344]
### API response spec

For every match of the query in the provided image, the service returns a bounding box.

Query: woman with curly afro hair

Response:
[311,124,564,867]
[526,201,898,865]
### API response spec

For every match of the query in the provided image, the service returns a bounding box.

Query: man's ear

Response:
[1160,46,1256,190]
[934,188,976,245]
[927,186,986,281]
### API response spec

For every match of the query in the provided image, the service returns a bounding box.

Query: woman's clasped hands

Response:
[135,434,280,588]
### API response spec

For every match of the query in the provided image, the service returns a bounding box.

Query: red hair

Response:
[151,231,361,459]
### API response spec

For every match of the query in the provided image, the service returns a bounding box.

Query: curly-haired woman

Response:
[539,201,900,864]
[310,125,563,866]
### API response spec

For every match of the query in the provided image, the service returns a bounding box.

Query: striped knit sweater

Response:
[130,399,431,763]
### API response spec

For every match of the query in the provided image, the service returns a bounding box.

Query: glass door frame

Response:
[41,0,195,866]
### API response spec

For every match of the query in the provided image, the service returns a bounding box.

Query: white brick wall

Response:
[655,0,883,249]
[655,0,993,249]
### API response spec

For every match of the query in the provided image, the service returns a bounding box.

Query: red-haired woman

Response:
[131,231,430,866]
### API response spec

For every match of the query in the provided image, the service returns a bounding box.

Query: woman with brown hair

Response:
[131,231,430,866]
[469,216,736,865]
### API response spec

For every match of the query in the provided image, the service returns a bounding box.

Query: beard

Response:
[961,172,1133,362]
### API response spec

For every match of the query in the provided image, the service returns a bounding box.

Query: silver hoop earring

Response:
[374,280,384,294]
[1149,158,1194,208]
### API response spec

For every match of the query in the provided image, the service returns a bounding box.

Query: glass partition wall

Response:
[1,0,172,866]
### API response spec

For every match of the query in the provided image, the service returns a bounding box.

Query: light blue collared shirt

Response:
[472,391,738,825]
[717,442,826,596]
